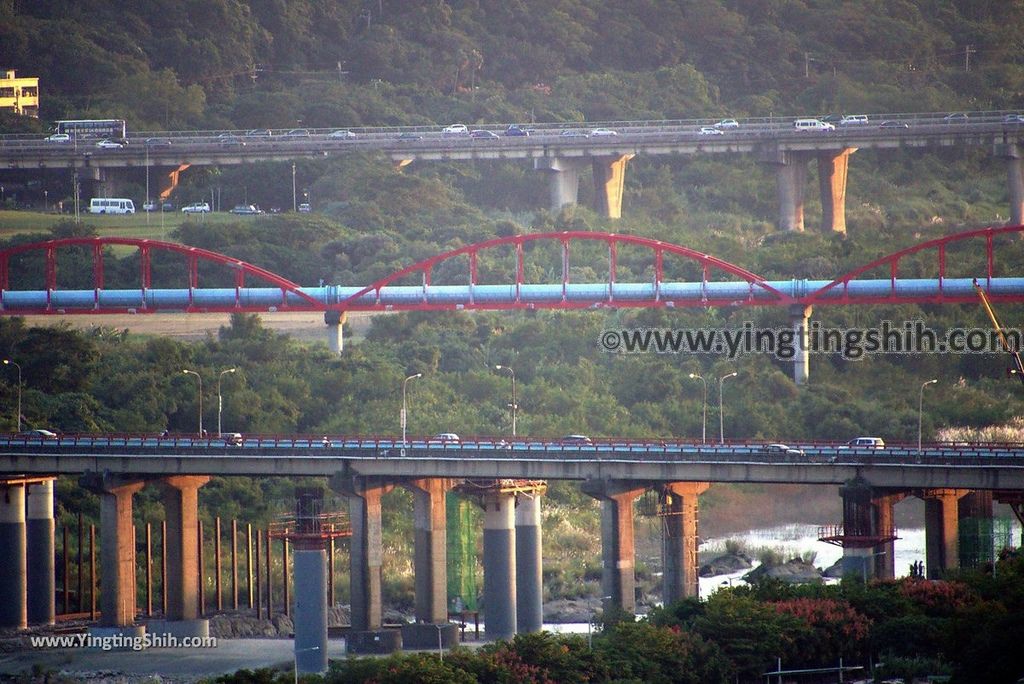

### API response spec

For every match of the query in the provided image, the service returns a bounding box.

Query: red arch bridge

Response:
[1,226,1022,382]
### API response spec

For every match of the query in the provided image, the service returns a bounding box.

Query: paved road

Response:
[0,637,348,681]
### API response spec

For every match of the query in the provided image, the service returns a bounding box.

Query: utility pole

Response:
[965,45,975,72]
[805,52,811,78]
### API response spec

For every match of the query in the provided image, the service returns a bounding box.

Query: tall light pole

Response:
[217,368,237,438]
[183,369,203,437]
[495,365,517,437]
[291,162,297,212]
[3,359,22,431]
[918,379,938,453]
[718,371,738,444]
[688,373,707,444]
[401,373,422,446]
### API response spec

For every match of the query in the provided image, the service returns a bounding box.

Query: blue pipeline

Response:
[3,277,1023,311]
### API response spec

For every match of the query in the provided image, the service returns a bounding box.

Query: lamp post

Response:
[183,369,203,437]
[401,373,422,446]
[495,365,517,437]
[688,373,707,443]
[718,372,738,444]
[217,368,237,438]
[918,379,938,453]
[435,623,444,661]
[291,162,297,212]
[3,359,22,431]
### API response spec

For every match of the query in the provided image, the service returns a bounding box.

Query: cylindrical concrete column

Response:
[98,480,145,626]
[161,475,210,622]
[592,154,635,219]
[294,549,329,674]
[817,149,854,235]
[789,304,813,386]
[776,152,808,232]
[515,494,543,633]
[600,492,641,613]
[483,490,516,640]
[958,490,994,569]
[535,157,587,212]
[26,479,55,625]
[0,482,27,629]
[324,311,345,354]
[872,494,899,580]
[923,489,965,579]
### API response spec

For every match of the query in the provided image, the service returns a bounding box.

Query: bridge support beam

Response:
[995,143,1024,225]
[515,492,543,633]
[400,478,454,649]
[26,479,56,625]
[817,149,855,235]
[764,150,811,232]
[81,474,146,627]
[871,492,903,580]
[324,310,346,354]
[661,482,709,605]
[958,490,994,569]
[160,164,190,201]
[592,154,634,219]
[482,489,517,640]
[0,480,27,629]
[789,304,813,386]
[159,475,211,636]
[535,157,589,213]
[920,488,968,579]
[581,479,647,614]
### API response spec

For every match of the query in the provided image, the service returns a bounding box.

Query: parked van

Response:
[839,114,869,126]
[846,437,886,449]
[793,118,835,132]
[88,198,135,214]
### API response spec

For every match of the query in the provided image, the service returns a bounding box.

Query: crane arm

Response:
[973,279,1024,385]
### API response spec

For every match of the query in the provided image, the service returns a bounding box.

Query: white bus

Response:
[88,198,135,214]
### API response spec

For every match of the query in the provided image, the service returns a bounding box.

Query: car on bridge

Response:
[218,133,245,147]
[395,132,423,142]
[246,129,272,137]
[15,429,57,440]
[182,202,210,214]
[879,120,910,129]
[285,128,310,137]
[328,129,356,139]
[844,436,885,449]
[431,432,461,443]
[144,137,172,147]
[222,432,243,446]
[943,112,969,123]
[714,119,740,130]
[44,133,70,143]
[839,114,869,126]
[699,126,724,136]
[761,443,804,456]
[470,129,499,140]
[1003,114,1024,124]
[95,139,124,149]
[560,129,590,138]
[442,124,469,136]
[591,128,618,136]
[560,434,593,445]
[505,125,531,136]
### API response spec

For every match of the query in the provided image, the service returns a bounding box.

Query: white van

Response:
[839,114,869,126]
[793,118,835,132]
[88,198,136,214]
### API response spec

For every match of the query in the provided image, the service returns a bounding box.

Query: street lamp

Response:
[182,369,203,437]
[401,373,422,446]
[3,359,22,431]
[435,623,444,662]
[918,379,938,453]
[495,365,517,437]
[217,368,237,438]
[291,162,297,212]
[688,373,707,443]
[718,372,738,444]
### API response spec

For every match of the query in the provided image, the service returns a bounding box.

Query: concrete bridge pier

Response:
[292,487,329,676]
[515,492,544,633]
[817,149,855,235]
[324,311,346,354]
[581,479,648,614]
[26,478,56,625]
[958,490,994,569]
[334,476,400,653]
[871,492,904,580]
[157,475,211,638]
[592,154,634,219]
[482,489,517,640]
[535,157,588,213]
[789,304,813,386]
[80,473,147,633]
[760,149,810,232]
[401,478,459,649]
[994,143,1024,225]
[920,488,968,579]
[661,482,709,605]
[0,480,27,629]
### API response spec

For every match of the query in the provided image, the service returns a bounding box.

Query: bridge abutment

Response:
[26,478,55,625]
[0,480,27,629]
[515,492,544,633]
[482,489,517,640]
[661,482,708,604]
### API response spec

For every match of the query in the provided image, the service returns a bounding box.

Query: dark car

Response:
[395,132,423,141]
[560,434,593,445]
[16,429,58,440]
[144,138,172,147]
[505,125,531,137]
[470,129,500,140]
[943,112,968,124]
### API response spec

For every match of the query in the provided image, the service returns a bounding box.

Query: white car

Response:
[590,128,618,136]
[699,126,724,136]
[714,119,740,130]
[328,129,356,139]
[761,443,805,456]
[45,133,70,143]
[182,202,211,214]
[298,203,311,213]
[432,432,461,443]
[442,124,469,136]
[95,139,124,149]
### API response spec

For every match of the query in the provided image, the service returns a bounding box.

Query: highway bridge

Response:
[3,110,1024,227]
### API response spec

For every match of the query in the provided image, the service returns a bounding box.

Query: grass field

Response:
[0,209,243,241]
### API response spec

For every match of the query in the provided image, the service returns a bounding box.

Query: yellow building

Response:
[0,69,39,117]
